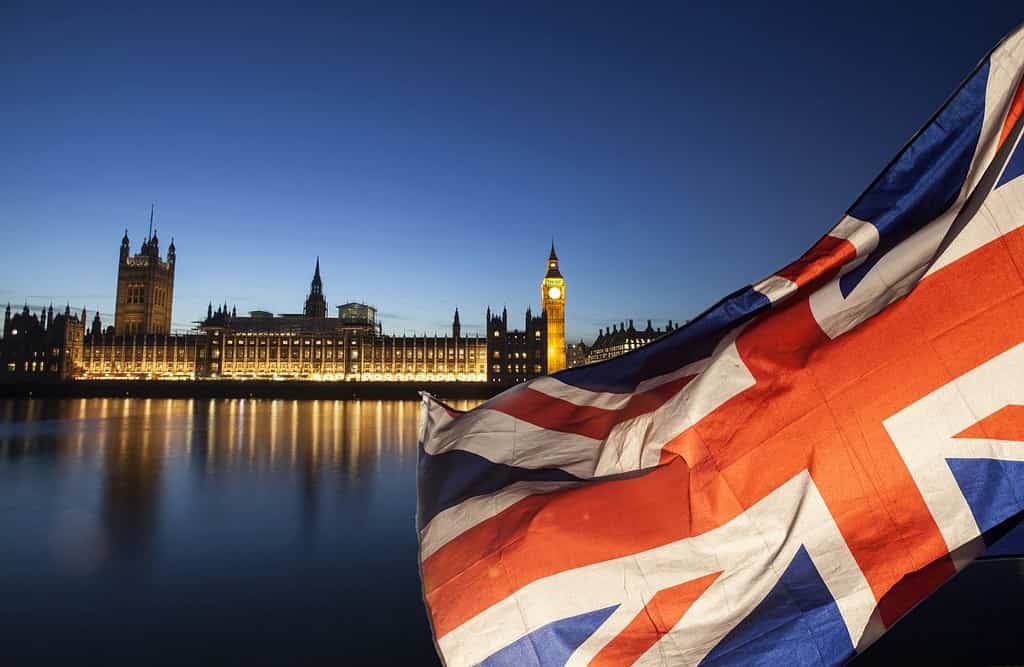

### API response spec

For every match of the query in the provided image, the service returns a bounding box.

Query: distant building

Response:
[114,211,175,335]
[566,340,588,368]
[585,319,679,365]
[2,303,85,379]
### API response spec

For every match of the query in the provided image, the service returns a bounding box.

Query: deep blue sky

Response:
[2,2,1021,341]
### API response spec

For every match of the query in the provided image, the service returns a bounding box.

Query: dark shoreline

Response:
[0,379,507,401]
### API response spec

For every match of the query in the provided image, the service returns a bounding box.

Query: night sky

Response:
[2,2,1022,341]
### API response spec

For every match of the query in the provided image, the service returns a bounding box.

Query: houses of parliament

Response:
[1,228,568,385]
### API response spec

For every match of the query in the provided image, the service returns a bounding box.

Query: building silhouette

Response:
[303,257,327,318]
[485,306,547,384]
[584,319,680,365]
[1,303,85,379]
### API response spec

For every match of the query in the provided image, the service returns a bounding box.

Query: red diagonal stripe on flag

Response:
[591,571,722,666]
[954,404,1024,441]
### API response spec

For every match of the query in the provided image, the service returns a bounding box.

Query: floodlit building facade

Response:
[2,233,568,385]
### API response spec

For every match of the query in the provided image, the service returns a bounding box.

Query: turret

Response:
[3,303,10,337]
[168,237,176,265]
[47,303,54,329]
[452,307,461,339]
[120,229,130,262]
[91,311,103,338]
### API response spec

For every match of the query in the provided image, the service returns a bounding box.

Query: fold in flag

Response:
[418,24,1024,666]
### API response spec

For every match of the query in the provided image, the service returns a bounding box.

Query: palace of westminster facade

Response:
[1,231,569,384]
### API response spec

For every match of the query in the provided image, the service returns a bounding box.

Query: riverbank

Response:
[0,379,507,401]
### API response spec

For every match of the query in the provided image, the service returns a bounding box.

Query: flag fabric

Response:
[418,25,1024,666]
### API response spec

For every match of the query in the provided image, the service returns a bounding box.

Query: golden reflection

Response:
[0,397,484,496]
[270,399,280,458]
[248,398,257,465]
[207,400,216,467]
[332,401,341,467]
[75,398,87,458]
[185,398,194,457]
[290,400,298,467]
[312,400,321,467]
[375,401,383,462]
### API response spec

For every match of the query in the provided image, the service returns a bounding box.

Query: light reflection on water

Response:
[0,397,457,474]
[0,398,478,664]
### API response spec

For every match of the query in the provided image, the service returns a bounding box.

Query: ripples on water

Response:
[1,398,1023,664]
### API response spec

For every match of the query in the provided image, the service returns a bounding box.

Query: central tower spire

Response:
[304,257,327,318]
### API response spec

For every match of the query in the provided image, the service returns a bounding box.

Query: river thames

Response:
[1,398,1022,664]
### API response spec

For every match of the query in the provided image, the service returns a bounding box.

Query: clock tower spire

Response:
[541,240,566,373]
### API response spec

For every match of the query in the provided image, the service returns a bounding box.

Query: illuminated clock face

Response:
[547,286,562,299]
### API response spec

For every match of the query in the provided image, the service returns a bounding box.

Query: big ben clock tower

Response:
[541,241,566,372]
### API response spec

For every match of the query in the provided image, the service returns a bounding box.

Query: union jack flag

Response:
[418,24,1024,666]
